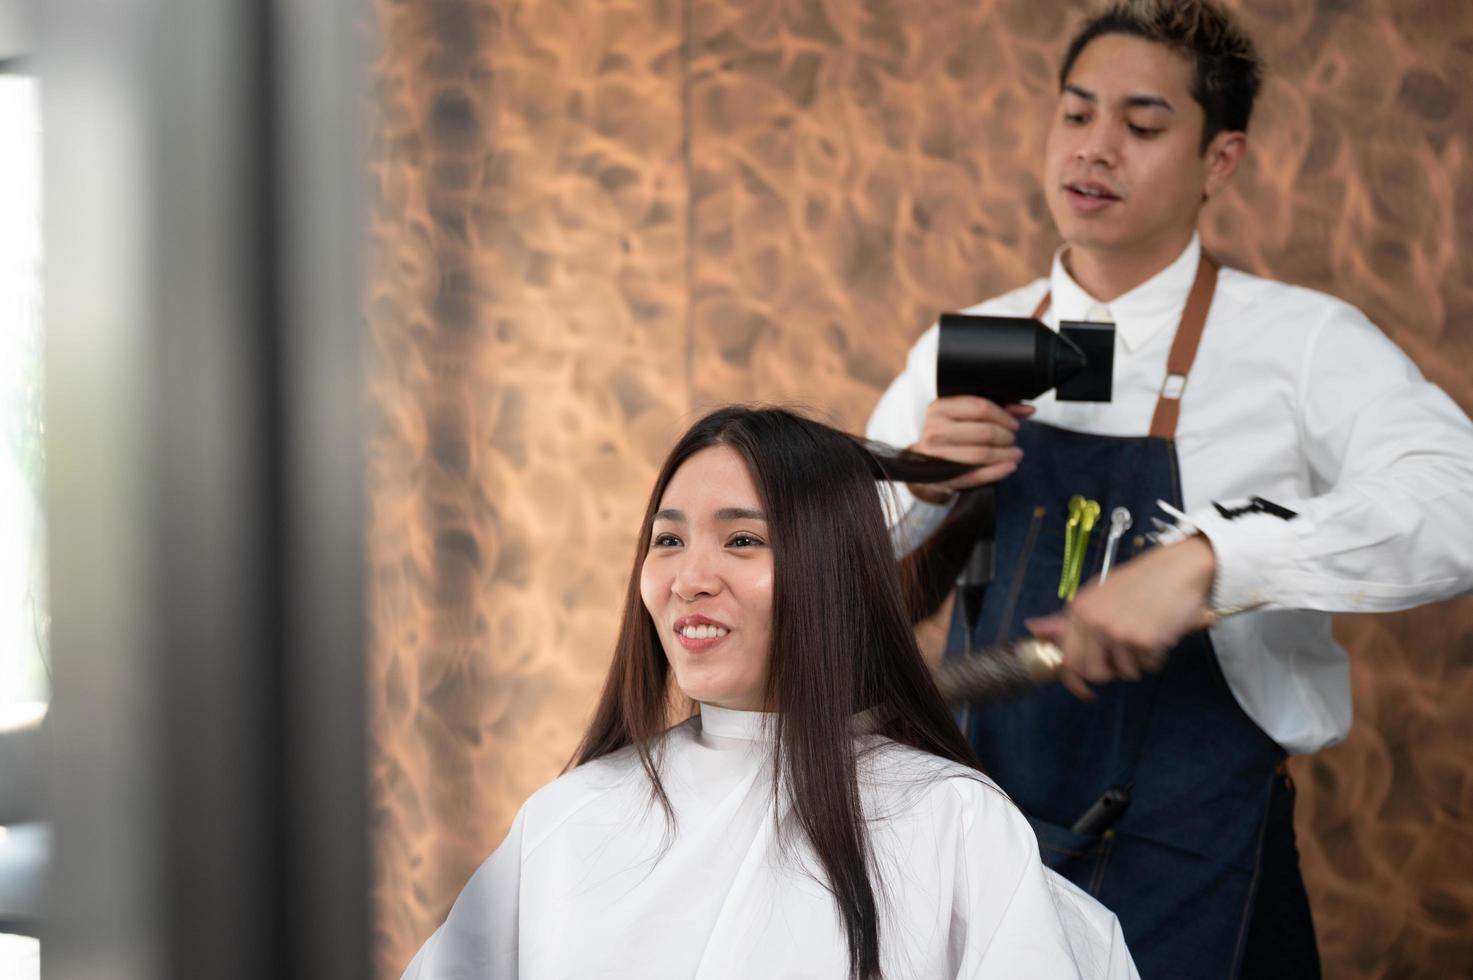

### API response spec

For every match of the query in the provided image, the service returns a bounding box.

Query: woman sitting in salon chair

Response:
[404,406,1138,979]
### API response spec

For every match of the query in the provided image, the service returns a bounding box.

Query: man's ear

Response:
[1202,130,1247,200]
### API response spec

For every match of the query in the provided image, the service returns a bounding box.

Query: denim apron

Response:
[946,257,1319,978]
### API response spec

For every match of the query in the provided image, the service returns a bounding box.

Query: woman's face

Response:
[640,445,774,711]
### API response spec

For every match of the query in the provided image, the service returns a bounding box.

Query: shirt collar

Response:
[698,703,777,741]
[1046,233,1202,352]
[696,702,893,739]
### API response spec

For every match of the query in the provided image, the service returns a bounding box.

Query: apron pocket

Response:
[1042,825,1262,980]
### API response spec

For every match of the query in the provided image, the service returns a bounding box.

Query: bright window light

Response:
[0,73,47,706]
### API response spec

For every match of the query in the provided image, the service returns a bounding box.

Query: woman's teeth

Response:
[679,624,728,639]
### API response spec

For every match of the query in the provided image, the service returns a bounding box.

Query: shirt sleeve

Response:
[866,323,956,556]
[401,808,525,980]
[1190,303,1473,613]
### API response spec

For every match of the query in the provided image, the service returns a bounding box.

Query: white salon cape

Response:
[404,705,1138,979]
[869,234,1473,754]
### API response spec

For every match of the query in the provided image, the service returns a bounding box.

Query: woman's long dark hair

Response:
[571,406,986,980]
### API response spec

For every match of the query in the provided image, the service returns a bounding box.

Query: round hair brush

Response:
[930,638,1063,705]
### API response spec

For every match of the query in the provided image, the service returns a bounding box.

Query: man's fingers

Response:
[1076,646,1115,685]
[913,433,1019,465]
[1047,614,1114,685]
[1031,573,1191,694]
[1025,614,1066,642]
[930,396,1026,430]
[910,443,1020,481]
[905,441,1021,494]
[1108,644,1143,682]
[912,397,1032,492]
[1028,615,1100,700]
[1058,665,1096,702]
[1139,645,1171,674]
[942,457,1021,489]
[930,420,1019,449]
[1067,601,1152,683]
[925,444,1022,468]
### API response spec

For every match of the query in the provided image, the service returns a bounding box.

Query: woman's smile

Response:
[673,614,732,651]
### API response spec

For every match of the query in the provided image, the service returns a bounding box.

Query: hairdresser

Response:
[866,2,1473,978]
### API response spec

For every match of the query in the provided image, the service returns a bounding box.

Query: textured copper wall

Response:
[365,0,688,969]
[367,1,1473,976]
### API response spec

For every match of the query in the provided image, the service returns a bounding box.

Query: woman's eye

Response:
[1063,112,1087,125]
[728,533,766,548]
[652,532,681,548]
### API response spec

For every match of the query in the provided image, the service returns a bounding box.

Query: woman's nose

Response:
[671,547,722,601]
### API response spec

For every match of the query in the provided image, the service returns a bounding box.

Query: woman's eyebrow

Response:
[715,507,767,522]
[654,506,767,522]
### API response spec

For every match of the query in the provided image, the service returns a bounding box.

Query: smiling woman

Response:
[403,406,1139,979]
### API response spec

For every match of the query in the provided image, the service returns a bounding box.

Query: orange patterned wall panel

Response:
[686,0,1068,419]
[365,0,689,973]
[368,1,1473,976]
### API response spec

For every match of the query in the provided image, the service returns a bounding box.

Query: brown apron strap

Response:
[1147,254,1218,441]
[1026,253,1220,442]
[1030,291,1051,320]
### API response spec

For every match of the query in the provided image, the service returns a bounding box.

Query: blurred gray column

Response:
[0,0,32,64]
[42,0,367,975]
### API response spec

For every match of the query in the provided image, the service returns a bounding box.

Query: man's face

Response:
[1043,33,1230,261]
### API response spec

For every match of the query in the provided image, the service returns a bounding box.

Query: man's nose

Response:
[1075,120,1120,167]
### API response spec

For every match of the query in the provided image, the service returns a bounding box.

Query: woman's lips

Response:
[673,615,731,652]
[675,629,730,652]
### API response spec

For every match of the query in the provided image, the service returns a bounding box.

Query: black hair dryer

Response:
[936,313,1115,635]
[937,314,1113,403]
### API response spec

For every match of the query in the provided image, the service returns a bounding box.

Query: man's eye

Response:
[1063,112,1088,125]
[1128,124,1161,137]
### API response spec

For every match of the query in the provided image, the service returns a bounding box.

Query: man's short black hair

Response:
[1060,0,1263,151]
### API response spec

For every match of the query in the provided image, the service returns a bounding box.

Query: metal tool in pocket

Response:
[1098,506,1133,583]
[1071,784,1132,836]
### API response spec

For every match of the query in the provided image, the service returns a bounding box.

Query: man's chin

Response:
[1049,204,1123,244]
[1055,224,1130,256]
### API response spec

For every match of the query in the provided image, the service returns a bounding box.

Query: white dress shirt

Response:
[403,704,1138,979]
[867,234,1473,754]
